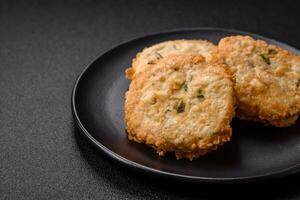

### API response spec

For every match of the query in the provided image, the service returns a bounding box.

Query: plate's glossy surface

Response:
[72,28,300,183]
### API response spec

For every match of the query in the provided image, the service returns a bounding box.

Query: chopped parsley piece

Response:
[174,100,185,113]
[268,49,278,55]
[197,94,204,100]
[165,109,171,113]
[197,89,205,101]
[183,83,188,92]
[260,54,271,65]
[175,81,183,88]
[154,52,163,59]
[259,49,277,65]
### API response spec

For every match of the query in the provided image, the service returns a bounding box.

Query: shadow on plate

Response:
[73,124,300,199]
[232,118,300,143]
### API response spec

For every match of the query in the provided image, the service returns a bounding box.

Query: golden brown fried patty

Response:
[218,36,300,127]
[125,55,235,160]
[126,40,216,79]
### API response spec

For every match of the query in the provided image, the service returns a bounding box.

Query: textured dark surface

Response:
[1,0,300,199]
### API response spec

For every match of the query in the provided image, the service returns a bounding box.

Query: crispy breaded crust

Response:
[237,109,298,127]
[126,40,216,79]
[125,55,235,160]
[217,36,300,127]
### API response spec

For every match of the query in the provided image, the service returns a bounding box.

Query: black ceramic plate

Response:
[72,28,300,183]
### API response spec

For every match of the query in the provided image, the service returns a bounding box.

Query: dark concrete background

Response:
[1,0,300,199]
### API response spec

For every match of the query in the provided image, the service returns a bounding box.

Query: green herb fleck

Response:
[174,100,185,113]
[259,49,277,65]
[165,109,171,113]
[197,89,205,101]
[197,94,204,100]
[154,52,163,59]
[175,81,183,88]
[183,84,188,92]
[260,54,271,65]
[297,79,300,87]
[268,49,278,55]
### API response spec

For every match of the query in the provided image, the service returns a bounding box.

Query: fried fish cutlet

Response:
[125,55,235,160]
[125,40,216,79]
[217,35,300,127]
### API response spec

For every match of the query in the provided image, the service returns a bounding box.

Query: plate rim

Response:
[72,27,300,183]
